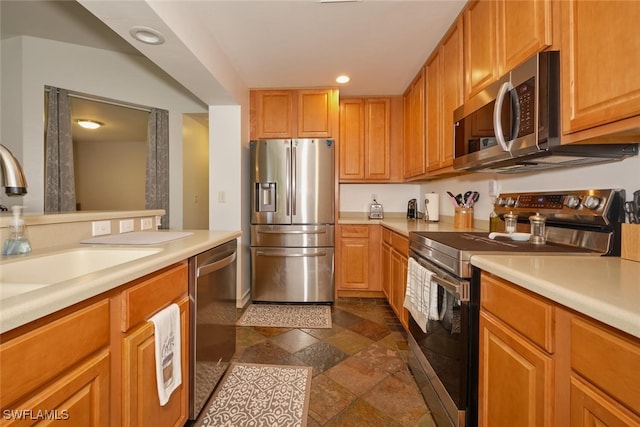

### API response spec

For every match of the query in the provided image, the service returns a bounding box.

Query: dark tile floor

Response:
[233,298,437,426]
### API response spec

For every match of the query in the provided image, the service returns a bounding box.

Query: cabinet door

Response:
[464,0,499,99]
[122,297,189,427]
[297,89,337,138]
[338,237,370,290]
[498,0,552,74]
[570,375,640,427]
[253,90,294,139]
[440,18,463,169]
[403,70,426,178]
[479,311,554,427]
[425,51,442,172]
[382,242,391,300]
[561,0,640,135]
[339,98,365,180]
[364,98,391,180]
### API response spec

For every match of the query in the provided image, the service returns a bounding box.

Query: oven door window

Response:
[409,285,468,409]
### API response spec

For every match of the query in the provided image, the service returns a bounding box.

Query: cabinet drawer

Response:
[571,315,640,414]
[340,225,369,238]
[480,272,554,353]
[391,233,408,254]
[121,263,188,332]
[382,228,392,244]
[0,299,110,407]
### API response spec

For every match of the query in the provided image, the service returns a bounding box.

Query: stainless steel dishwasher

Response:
[188,239,237,420]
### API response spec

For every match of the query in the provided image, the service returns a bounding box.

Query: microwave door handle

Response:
[493,81,515,152]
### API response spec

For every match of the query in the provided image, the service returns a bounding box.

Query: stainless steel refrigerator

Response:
[250,139,334,303]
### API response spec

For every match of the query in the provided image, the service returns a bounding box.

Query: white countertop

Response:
[0,229,240,334]
[471,255,640,339]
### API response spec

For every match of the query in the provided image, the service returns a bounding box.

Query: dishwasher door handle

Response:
[196,251,237,278]
[255,251,327,258]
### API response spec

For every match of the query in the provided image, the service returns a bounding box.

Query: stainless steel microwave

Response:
[453,51,637,173]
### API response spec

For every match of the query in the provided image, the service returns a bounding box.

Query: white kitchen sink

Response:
[0,247,162,299]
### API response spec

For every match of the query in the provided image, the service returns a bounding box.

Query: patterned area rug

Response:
[237,304,332,329]
[196,363,312,427]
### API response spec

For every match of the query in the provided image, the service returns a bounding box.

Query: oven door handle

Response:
[430,275,462,300]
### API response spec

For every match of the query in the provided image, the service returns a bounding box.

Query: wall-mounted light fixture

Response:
[75,119,103,130]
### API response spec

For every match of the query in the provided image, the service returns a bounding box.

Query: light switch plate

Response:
[119,219,134,233]
[92,221,111,236]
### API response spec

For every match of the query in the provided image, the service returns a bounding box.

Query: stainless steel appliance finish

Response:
[250,139,335,303]
[188,240,237,420]
[453,51,637,173]
[407,189,625,427]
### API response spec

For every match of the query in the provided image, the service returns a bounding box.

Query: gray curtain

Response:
[44,86,76,212]
[146,108,170,228]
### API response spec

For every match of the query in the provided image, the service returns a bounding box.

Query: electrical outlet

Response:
[119,219,134,233]
[140,217,153,230]
[371,193,377,201]
[92,221,111,236]
[218,191,226,203]
[488,179,500,197]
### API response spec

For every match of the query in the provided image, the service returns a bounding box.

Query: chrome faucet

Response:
[0,144,28,197]
[0,144,27,211]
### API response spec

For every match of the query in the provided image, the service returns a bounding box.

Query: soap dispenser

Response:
[2,205,32,256]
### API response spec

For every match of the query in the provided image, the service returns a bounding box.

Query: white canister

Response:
[424,193,440,222]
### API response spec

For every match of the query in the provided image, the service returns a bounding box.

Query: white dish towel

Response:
[149,303,182,406]
[403,257,441,333]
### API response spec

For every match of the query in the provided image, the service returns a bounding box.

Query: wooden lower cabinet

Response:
[0,299,111,426]
[479,311,554,427]
[382,228,409,328]
[0,262,191,427]
[122,297,189,427]
[336,225,382,295]
[480,271,640,427]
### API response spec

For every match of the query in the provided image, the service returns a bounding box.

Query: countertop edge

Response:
[471,255,640,339]
[0,230,241,334]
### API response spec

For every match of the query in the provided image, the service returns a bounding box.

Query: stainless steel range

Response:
[406,189,625,427]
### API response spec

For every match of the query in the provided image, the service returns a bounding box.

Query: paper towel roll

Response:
[424,193,439,222]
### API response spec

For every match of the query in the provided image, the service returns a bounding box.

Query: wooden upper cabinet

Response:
[561,0,640,139]
[250,88,338,140]
[464,0,499,100]
[297,88,338,138]
[498,0,552,74]
[426,17,463,173]
[252,90,294,139]
[403,70,426,179]
[339,98,366,180]
[339,97,391,181]
[464,0,552,100]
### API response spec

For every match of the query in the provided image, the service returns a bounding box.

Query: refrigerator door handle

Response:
[255,251,328,258]
[257,228,328,235]
[292,145,297,216]
[286,146,291,216]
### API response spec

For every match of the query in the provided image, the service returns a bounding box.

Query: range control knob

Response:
[564,195,582,209]
[583,195,602,210]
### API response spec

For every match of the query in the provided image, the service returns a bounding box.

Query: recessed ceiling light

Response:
[129,26,165,45]
[76,119,103,130]
[336,75,351,84]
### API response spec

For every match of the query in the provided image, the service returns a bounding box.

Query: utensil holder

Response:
[454,207,474,229]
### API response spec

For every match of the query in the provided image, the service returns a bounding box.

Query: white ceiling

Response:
[3,0,467,100]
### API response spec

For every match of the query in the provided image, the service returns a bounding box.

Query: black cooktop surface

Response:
[410,231,593,254]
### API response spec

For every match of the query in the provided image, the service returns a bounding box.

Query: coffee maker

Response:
[407,199,417,219]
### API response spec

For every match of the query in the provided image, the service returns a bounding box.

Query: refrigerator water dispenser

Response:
[256,182,276,212]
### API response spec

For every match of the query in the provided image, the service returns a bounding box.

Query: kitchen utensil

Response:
[455,193,464,207]
[624,201,639,224]
[633,190,640,214]
[488,232,531,242]
[446,191,460,207]
[464,191,480,207]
